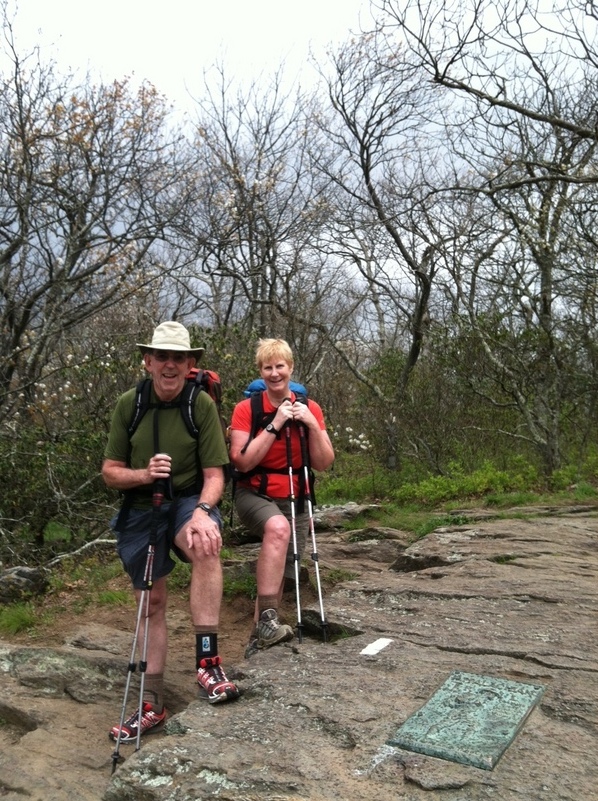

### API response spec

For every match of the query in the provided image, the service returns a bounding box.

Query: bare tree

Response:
[376,0,598,148]
[168,64,367,408]
[0,19,190,424]
[312,31,454,401]
[174,68,326,332]
[374,0,598,473]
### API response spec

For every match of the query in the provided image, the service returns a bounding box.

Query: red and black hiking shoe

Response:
[197,656,240,703]
[109,702,166,743]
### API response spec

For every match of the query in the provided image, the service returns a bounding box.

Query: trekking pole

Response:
[285,422,304,643]
[298,423,328,642]
[111,477,166,772]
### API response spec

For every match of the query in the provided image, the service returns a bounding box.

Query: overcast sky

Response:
[8,0,372,110]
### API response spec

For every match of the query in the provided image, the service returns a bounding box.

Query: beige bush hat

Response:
[137,321,205,358]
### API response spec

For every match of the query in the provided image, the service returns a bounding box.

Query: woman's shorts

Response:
[234,486,308,579]
[111,495,222,589]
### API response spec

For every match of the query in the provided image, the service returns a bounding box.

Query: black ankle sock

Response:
[196,632,218,667]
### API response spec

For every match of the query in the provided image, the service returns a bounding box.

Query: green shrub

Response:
[0,603,37,635]
[97,590,131,606]
[43,522,72,543]
[223,570,257,599]
[168,561,192,592]
[571,482,598,501]
[484,491,538,507]
[391,461,537,507]
[317,453,398,503]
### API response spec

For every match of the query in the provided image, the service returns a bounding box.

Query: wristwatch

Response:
[196,502,212,514]
[265,423,279,435]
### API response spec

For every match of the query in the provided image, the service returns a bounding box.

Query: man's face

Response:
[143,350,194,401]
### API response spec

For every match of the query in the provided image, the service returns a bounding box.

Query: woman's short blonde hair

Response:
[255,338,294,370]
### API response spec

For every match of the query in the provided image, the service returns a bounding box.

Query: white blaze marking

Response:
[360,637,394,655]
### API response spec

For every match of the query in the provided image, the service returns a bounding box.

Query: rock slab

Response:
[105,511,598,800]
[1,508,597,800]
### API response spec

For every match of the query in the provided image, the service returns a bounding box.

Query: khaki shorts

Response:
[234,486,309,579]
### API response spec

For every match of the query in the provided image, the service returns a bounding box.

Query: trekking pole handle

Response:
[152,479,167,506]
[298,422,310,470]
[281,398,293,428]
[151,452,170,508]
[284,422,293,466]
[149,476,168,547]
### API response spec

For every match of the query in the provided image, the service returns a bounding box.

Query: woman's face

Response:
[259,355,292,395]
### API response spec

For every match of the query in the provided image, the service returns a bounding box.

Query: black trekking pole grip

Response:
[151,454,169,499]
[152,478,167,509]
[298,422,310,472]
[284,422,293,467]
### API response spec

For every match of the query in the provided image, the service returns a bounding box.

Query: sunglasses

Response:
[152,350,189,363]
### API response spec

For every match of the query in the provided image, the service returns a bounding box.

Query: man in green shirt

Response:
[104,321,239,744]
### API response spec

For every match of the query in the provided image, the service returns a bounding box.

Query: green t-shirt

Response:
[104,383,229,508]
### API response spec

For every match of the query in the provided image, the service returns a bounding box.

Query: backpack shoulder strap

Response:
[128,375,201,442]
[240,391,276,454]
[180,372,203,439]
[128,378,152,438]
[250,391,272,435]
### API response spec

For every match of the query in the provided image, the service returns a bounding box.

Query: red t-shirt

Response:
[231,392,327,498]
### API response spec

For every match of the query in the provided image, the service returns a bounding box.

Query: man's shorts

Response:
[111,495,222,589]
[234,486,309,579]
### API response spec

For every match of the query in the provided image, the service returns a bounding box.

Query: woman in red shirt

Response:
[229,338,335,656]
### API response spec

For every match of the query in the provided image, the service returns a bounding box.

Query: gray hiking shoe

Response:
[244,636,259,659]
[257,608,294,649]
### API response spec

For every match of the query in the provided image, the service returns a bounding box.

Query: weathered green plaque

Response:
[388,671,544,770]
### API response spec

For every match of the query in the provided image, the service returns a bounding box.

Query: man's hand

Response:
[148,452,172,483]
[185,510,222,556]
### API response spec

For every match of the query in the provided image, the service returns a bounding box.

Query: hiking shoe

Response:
[109,702,166,742]
[244,635,259,659]
[197,656,240,703]
[257,608,294,649]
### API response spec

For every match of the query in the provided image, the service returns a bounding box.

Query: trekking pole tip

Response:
[111,751,124,774]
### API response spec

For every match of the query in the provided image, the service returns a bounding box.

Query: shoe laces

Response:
[198,655,226,684]
[259,611,281,632]
[123,702,157,729]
